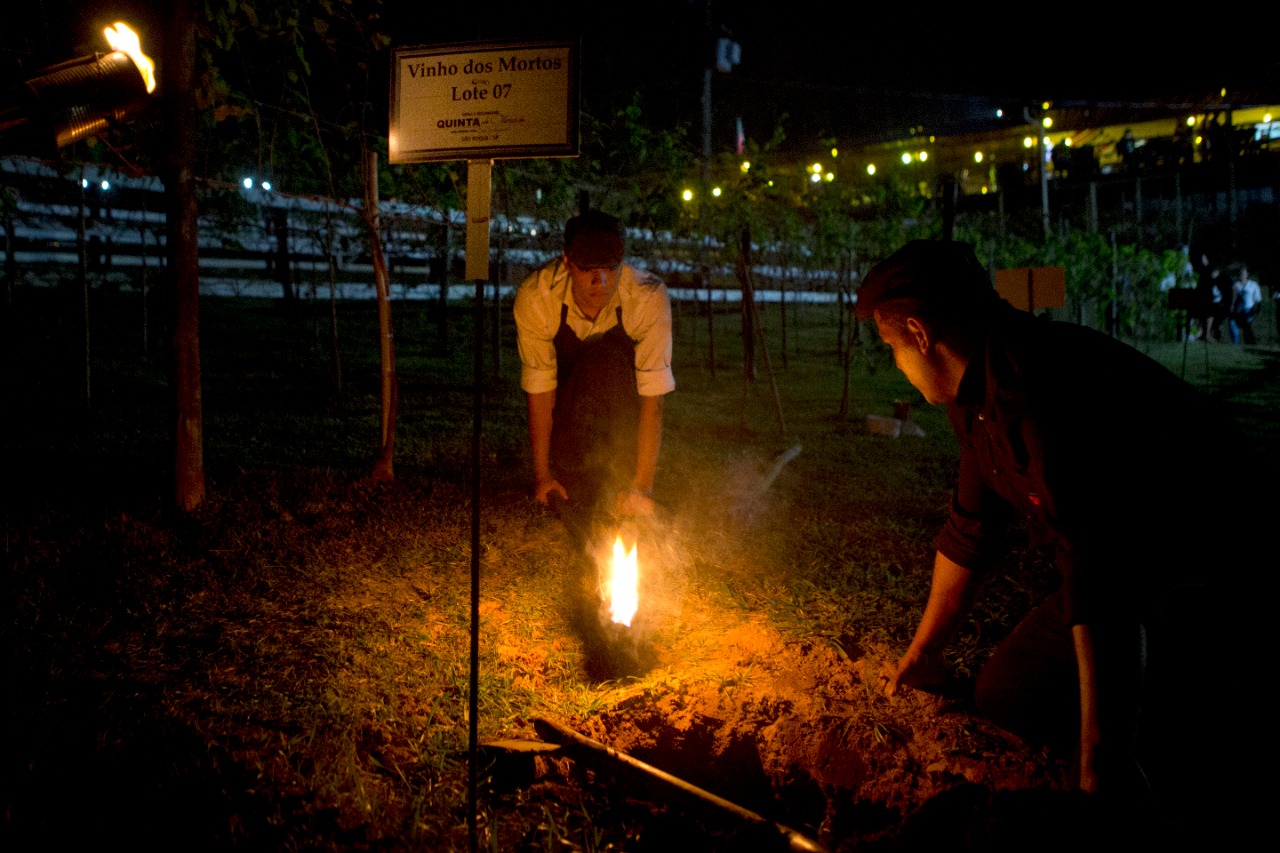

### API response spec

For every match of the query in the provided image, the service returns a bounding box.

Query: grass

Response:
[3,282,1277,850]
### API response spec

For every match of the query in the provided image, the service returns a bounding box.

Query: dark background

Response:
[7,1,1278,155]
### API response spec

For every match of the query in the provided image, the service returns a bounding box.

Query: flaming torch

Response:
[0,22,156,154]
[604,535,639,627]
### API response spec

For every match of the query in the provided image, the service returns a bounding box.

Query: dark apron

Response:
[550,303,639,511]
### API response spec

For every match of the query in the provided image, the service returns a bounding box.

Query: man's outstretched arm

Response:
[526,390,566,504]
[616,393,665,517]
[885,551,979,695]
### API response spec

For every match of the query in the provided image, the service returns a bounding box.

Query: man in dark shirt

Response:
[859,240,1259,833]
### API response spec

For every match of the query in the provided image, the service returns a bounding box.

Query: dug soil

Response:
[473,505,1222,853]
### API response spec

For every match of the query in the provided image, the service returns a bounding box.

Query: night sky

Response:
[5,1,1278,153]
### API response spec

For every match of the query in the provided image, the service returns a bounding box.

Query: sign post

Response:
[389,39,580,853]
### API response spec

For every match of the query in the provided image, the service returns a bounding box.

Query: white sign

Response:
[389,40,579,164]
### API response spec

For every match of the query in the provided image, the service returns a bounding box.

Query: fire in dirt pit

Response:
[604,535,638,626]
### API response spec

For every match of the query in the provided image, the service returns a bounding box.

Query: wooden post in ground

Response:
[364,148,396,482]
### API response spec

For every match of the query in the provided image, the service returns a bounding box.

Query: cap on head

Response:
[564,209,624,269]
[855,239,993,321]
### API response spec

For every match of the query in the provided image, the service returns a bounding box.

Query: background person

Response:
[513,209,674,521]
[1229,265,1262,345]
[859,240,1259,835]
[1193,250,1225,340]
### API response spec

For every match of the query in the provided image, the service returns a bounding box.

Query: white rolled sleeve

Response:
[513,265,564,395]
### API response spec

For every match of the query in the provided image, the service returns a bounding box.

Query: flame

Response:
[606,536,638,626]
[104,22,156,94]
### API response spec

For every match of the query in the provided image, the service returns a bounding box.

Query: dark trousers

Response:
[974,591,1143,758]
[973,582,1255,838]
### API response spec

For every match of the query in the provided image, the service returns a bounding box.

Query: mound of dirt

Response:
[547,619,1076,849]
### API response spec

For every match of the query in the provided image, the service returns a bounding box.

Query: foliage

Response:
[577,95,695,231]
[195,0,393,199]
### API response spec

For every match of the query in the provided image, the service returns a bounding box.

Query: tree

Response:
[164,0,204,512]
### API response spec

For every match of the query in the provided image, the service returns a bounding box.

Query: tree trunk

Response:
[779,270,789,371]
[364,149,396,482]
[271,207,295,305]
[164,0,204,512]
[139,195,150,354]
[325,206,342,400]
[836,286,846,365]
[738,229,755,382]
[837,255,854,420]
[436,219,450,352]
[77,171,91,413]
[704,271,715,377]
[3,185,16,310]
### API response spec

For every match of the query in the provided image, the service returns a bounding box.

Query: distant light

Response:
[866,164,876,176]
[996,108,1004,118]
[811,163,822,174]
[1186,116,1196,126]
[1042,116,1053,129]
[974,151,983,163]
[1220,87,1227,98]
[1041,101,1050,111]
[901,152,912,165]
[824,172,834,181]
[535,188,543,202]
[1024,136,1034,148]
[1195,135,1203,145]
[100,180,110,191]
[682,189,694,202]
[530,228,537,236]
[261,181,272,191]
[830,147,839,158]
[81,178,89,188]
[767,180,774,186]
[810,172,821,183]
[928,135,935,142]
[981,186,989,195]
[243,177,253,189]
[1265,113,1273,122]
[740,160,751,172]
[712,186,722,197]
[1064,138,1072,147]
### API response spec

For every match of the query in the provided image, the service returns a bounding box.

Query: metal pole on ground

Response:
[465,158,492,853]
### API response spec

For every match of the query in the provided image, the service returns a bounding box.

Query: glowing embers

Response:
[103,22,156,94]
[603,535,638,627]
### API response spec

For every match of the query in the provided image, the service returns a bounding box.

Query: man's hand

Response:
[614,487,655,518]
[881,648,949,697]
[881,552,977,697]
[535,476,567,506]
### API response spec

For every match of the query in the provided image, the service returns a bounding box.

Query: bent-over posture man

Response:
[514,209,674,520]
[860,240,1259,837]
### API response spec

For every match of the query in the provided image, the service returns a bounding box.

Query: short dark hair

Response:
[564,209,624,269]
[855,240,995,324]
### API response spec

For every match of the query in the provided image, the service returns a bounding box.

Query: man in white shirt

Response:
[513,210,674,519]
[1230,265,1262,345]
